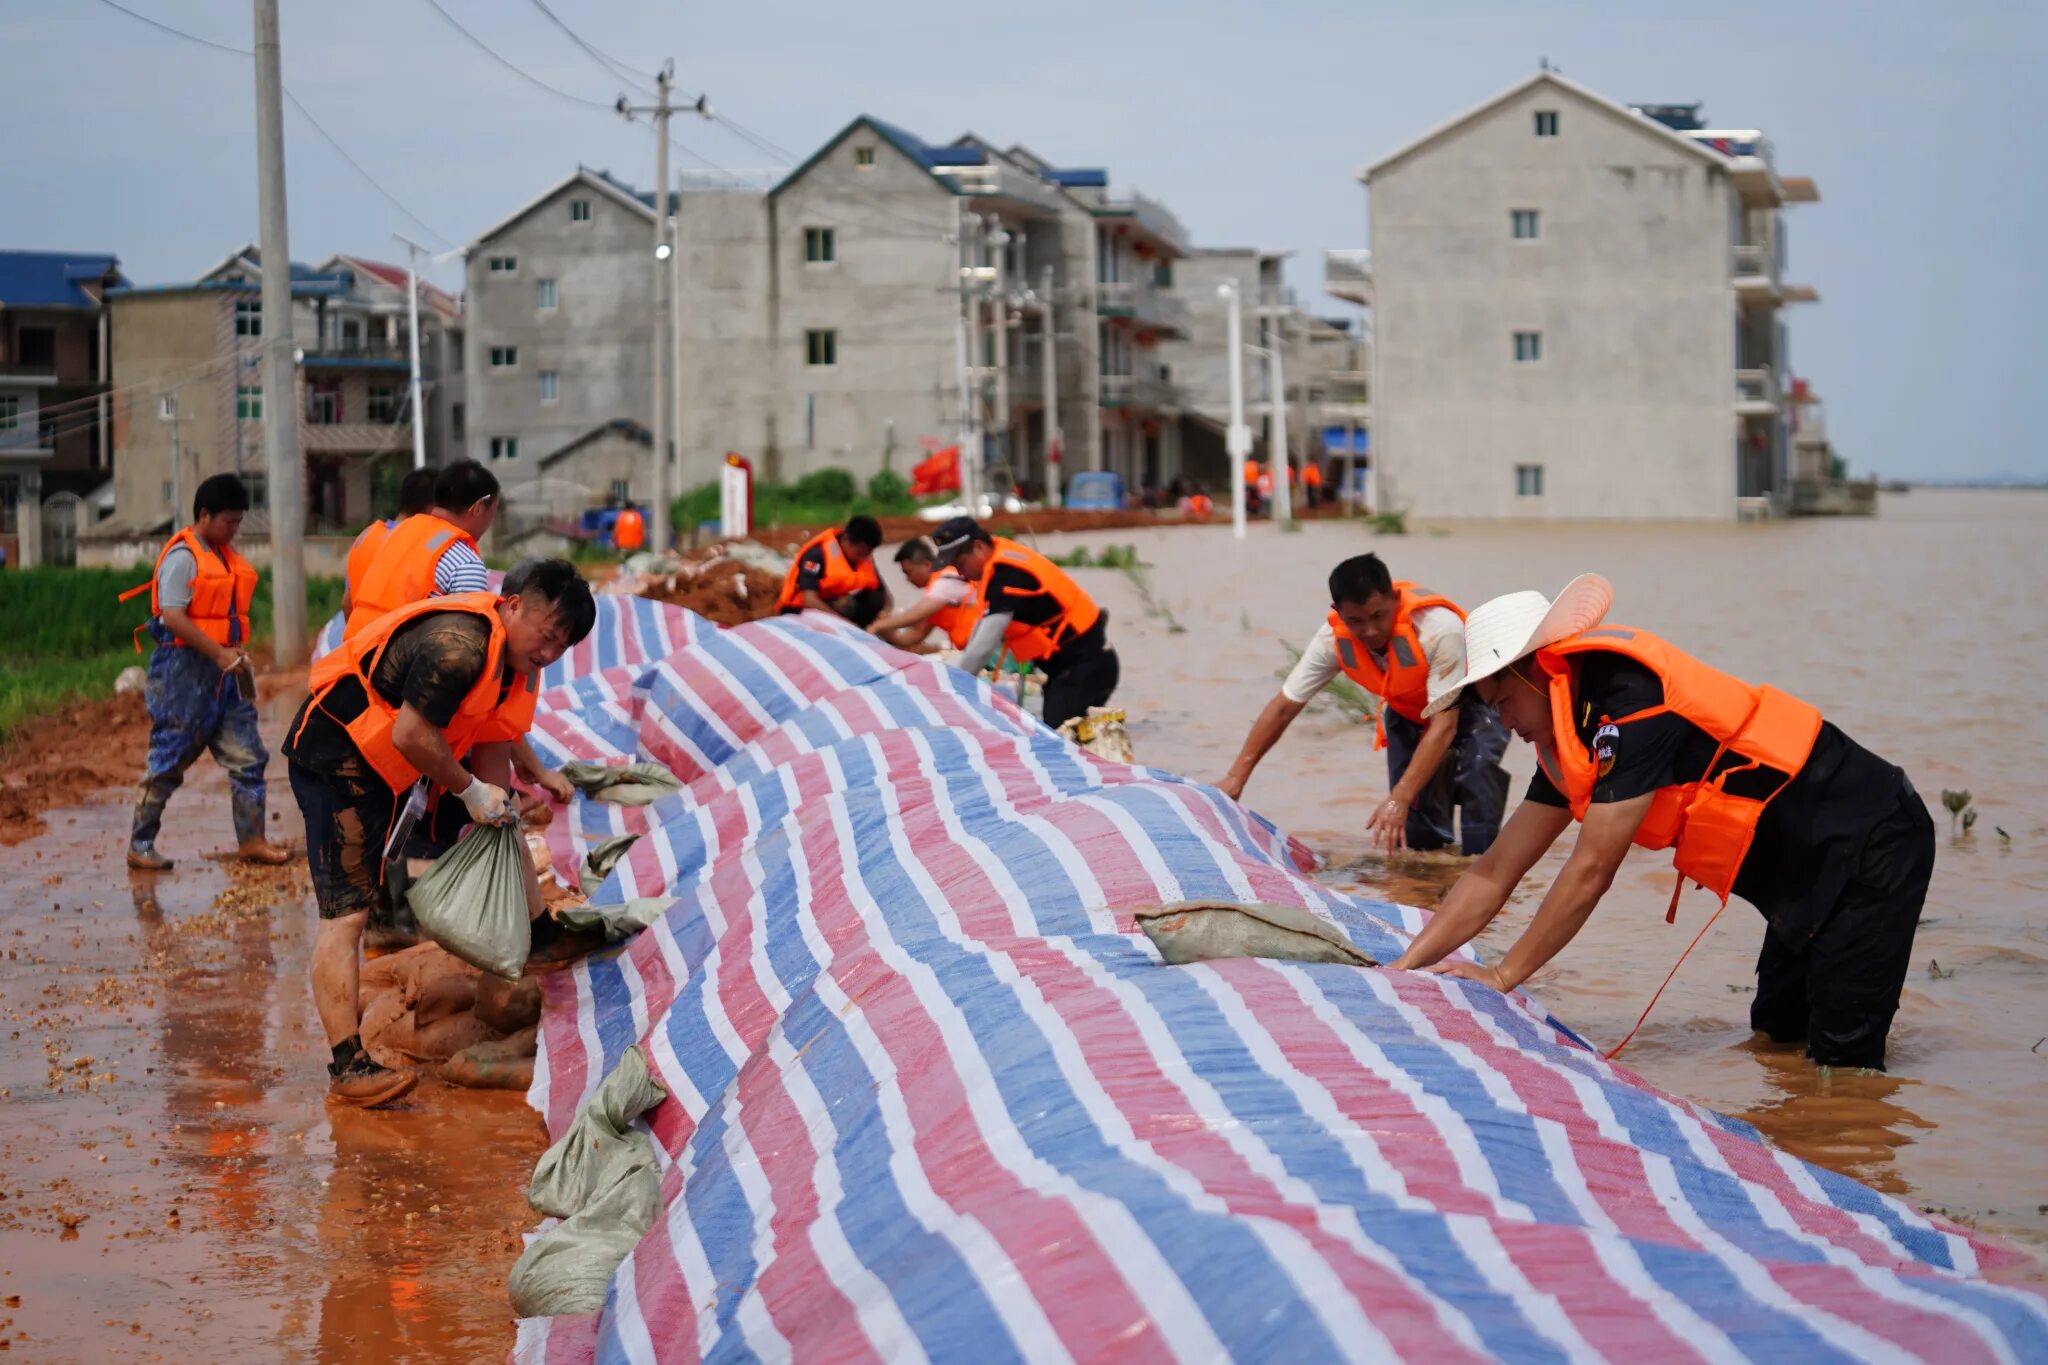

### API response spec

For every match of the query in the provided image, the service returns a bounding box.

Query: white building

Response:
[1336,72,1819,520]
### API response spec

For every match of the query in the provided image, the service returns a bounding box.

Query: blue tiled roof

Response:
[1045,168,1107,188]
[866,119,985,168]
[0,251,125,308]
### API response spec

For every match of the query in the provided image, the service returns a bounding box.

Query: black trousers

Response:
[1751,787,1934,1069]
[1381,695,1511,855]
[1040,625,1120,730]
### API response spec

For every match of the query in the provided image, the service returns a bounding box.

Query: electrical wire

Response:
[85,0,454,246]
[523,0,658,94]
[417,0,621,112]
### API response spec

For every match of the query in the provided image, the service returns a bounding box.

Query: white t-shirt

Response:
[1282,605,1467,712]
[922,573,975,606]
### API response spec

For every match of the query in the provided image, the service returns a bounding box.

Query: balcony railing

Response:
[1324,249,1372,303]
[303,338,412,367]
[1731,244,1769,277]
[1095,280,1191,336]
[939,163,1071,216]
[974,365,1043,403]
[1098,371,1177,409]
[1735,368,1781,414]
[1095,191,1190,255]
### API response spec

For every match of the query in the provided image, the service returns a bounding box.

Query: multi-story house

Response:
[0,250,125,565]
[100,246,462,548]
[1340,71,1819,520]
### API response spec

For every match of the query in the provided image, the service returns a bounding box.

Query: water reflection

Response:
[1731,1038,1935,1196]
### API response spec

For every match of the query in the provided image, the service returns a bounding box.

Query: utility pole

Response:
[395,233,430,471]
[1041,264,1061,507]
[988,216,1011,500]
[1218,279,1249,540]
[160,395,184,529]
[252,0,306,665]
[1266,308,1293,528]
[669,166,685,538]
[955,206,984,515]
[618,64,675,545]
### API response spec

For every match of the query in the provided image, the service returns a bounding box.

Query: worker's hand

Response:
[213,645,248,674]
[1424,959,1513,993]
[1365,794,1410,855]
[533,767,576,805]
[1216,772,1246,802]
[457,776,514,827]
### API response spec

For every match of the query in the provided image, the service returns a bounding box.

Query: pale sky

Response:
[5,0,2042,480]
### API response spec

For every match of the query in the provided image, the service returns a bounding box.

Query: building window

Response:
[1511,209,1541,240]
[1534,110,1559,137]
[308,381,341,425]
[367,384,401,423]
[538,370,560,404]
[570,198,591,223]
[235,299,262,337]
[242,473,268,509]
[16,327,56,368]
[536,278,558,310]
[804,227,836,264]
[804,329,837,366]
[1516,464,1546,497]
[1513,330,1543,363]
[490,345,519,369]
[1153,261,1173,288]
[236,385,263,420]
[0,396,17,431]
[489,436,519,461]
[609,478,631,505]
[452,401,464,437]
[488,255,518,275]
[854,145,876,168]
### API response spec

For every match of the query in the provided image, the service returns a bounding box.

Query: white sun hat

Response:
[1423,574,1614,718]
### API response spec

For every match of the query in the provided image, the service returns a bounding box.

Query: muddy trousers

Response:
[1382,695,1511,855]
[129,635,268,853]
[1751,789,1934,1070]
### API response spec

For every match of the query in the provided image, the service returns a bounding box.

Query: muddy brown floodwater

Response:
[0,693,546,1361]
[993,487,2047,1265]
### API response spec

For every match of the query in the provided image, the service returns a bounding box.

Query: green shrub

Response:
[791,468,858,505]
[867,469,909,505]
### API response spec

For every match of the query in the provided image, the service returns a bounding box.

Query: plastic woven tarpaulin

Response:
[506,609,2048,1363]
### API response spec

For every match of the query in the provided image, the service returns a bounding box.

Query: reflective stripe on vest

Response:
[1534,626,1823,909]
[117,526,257,654]
[344,513,477,640]
[1326,581,1465,746]
[297,591,523,793]
[777,529,881,610]
[974,537,1101,664]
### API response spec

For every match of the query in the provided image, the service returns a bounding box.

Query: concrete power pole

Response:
[1268,310,1293,528]
[955,206,983,514]
[988,217,1011,498]
[649,65,672,546]
[395,233,430,471]
[1041,265,1061,507]
[252,0,306,665]
[1218,279,1249,540]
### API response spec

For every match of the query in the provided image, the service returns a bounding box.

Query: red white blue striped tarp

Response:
[506,610,2048,1363]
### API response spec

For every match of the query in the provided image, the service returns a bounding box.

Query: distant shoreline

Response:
[1890,480,2048,490]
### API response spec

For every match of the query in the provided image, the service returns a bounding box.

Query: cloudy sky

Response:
[5,0,2042,480]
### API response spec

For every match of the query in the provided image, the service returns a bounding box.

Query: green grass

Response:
[669,466,933,535]
[1277,640,1379,722]
[0,562,343,742]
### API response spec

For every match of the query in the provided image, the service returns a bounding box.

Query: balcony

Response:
[974,365,1044,405]
[302,338,412,373]
[939,162,1070,216]
[1324,249,1371,305]
[1684,129,1780,205]
[1731,243,1780,306]
[1093,191,1190,256]
[1320,370,1371,424]
[1095,280,1190,337]
[1098,371,1178,410]
[1735,368,1780,417]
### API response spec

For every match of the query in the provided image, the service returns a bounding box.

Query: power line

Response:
[86,0,453,246]
[418,0,621,112]
[523,0,659,94]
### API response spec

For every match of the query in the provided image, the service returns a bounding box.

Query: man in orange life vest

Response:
[284,558,596,1105]
[931,516,1119,730]
[343,460,574,809]
[613,499,647,556]
[865,536,983,651]
[1390,575,1934,1070]
[777,515,888,627]
[1220,554,1509,856]
[122,474,292,871]
[339,466,437,614]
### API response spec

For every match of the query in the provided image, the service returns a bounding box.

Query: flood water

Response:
[1011,488,2048,1261]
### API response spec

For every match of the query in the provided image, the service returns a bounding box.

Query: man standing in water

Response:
[1390,574,1934,1070]
[1219,554,1508,856]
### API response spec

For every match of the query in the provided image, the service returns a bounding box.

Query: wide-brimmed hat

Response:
[1423,574,1613,717]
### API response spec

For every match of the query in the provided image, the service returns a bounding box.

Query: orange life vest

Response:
[1242,460,1260,486]
[1187,493,1214,520]
[296,592,529,793]
[344,519,397,595]
[344,513,478,639]
[118,526,257,653]
[974,537,1101,664]
[614,507,646,552]
[1328,581,1465,746]
[927,566,985,649]
[1302,463,1324,488]
[777,529,881,611]
[1532,626,1823,913]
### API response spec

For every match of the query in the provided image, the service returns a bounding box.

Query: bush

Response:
[866,469,909,506]
[791,467,858,505]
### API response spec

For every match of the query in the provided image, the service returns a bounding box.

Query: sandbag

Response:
[1056,706,1135,763]
[1135,899,1378,968]
[556,759,686,807]
[407,821,533,981]
[508,1044,668,1316]
[552,896,673,941]
[581,832,641,884]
